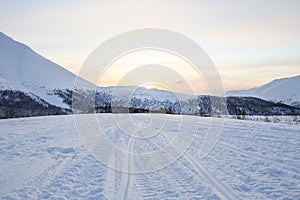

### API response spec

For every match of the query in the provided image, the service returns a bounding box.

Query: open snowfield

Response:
[0,114,299,199]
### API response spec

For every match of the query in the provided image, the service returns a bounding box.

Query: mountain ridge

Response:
[0,31,93,108]
[1,31,300,119]
[227,74,300,107]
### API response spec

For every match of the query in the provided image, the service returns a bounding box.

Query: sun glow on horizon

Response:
[96,50,210,95]
[1,0,299,92]
[139,82,167,91]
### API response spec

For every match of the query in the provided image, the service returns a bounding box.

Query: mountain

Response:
[226,75,300,107]
[0,89,69,119]
[1,31,299,119]
[0,32,92,109]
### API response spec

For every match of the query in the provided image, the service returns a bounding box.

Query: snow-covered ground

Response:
[0,114,299,199]
[225,115,300,125]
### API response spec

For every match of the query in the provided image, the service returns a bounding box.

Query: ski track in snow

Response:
[121,130,135,200]
[158,132,239,200]
[0,114,299,199]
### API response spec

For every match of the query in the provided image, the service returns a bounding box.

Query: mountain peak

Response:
[0,31,78,89]
[0,31,84,108]
[226,75,300,107]
[0,31,31,50]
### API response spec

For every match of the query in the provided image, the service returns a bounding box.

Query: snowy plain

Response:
[0,113,299,200]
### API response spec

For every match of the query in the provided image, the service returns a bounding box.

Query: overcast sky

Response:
[1,0,300,93]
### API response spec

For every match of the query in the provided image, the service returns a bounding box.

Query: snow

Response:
[0,32,92,108]
[0,77,51,107]
[99,86,194,102]
[0,114,299,199]
[227,75,300,107]
[0,77,32,94]
[0,32,194,110]
[2,31,299,113]
[226,115,300,125]
[0,32,77,89]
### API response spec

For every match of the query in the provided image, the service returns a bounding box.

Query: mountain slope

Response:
[0,32,92,108]
[1,31,299,119]
[226,75,300,107]
[0,32,77,89]
[0,89,69,119]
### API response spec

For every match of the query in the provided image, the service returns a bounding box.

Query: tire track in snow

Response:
[141,119,238,200]
[181,125,299,175]
[103,123,121,199]
[128,116,233,199]
[160,128,239,200]
[135,132,210,199]
[218,141,300,175]
[30,154,77,197]
[1,157,56,196]
[103,120,137,200]
[2,149,79,198]
[121,128,137,200]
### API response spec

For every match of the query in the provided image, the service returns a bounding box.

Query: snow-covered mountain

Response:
[1,31,300,119]
[0,32,92,108]
[227,75,300,107]
[0,32,191,109]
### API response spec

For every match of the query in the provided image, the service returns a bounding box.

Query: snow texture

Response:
[0,114,299,199]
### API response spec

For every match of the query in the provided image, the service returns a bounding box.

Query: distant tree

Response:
[264,116,270,122]
[293,115,299,125]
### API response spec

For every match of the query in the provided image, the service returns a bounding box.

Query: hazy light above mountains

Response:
[97,50,209,95]
[1,0,300,93]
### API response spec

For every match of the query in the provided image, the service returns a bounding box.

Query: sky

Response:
[1,0,300,94]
